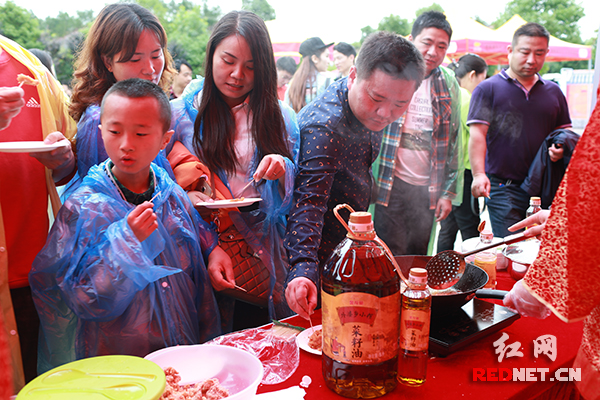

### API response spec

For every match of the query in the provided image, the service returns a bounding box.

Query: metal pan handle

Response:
[475,289,509,300]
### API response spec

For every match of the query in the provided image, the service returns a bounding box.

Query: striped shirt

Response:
[374,66,461,209]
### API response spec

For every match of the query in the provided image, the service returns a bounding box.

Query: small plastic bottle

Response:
[398,268,431,387]
[474,229,497,289]
[526,197,542,219]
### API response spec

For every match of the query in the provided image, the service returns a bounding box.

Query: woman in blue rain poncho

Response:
[61,3,175,200]
[168,11,300,332]
[30,160,222,373]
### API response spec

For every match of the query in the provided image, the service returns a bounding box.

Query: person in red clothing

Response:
[0,35,76,393]
[504,90,600,400]
[0,84,20,400]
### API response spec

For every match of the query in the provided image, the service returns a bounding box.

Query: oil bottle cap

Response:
[530,196,541,206]
[348,212,374,234]
[409,267,427,285]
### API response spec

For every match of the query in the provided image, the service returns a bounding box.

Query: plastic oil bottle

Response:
[526,196,542,219]
[397,267,431,387]
[525,197,542,236]
[321,205,401,398]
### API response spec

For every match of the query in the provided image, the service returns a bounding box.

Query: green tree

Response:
[242,0,276,21]
[166,4,212,75]
[134,0,221,76]
[473,16,491,27]
[415,3,444,18]
[492,0,584,43]
[41,10,93,38]
[199,0,221,28]
[138,0,170,22]
[2,0,222,85]
[360,25,376,44]
[360,2,445,44]
[377,14,410,36]
[38,9,93,85]
[44,32,85,85]
[0,1,42,49]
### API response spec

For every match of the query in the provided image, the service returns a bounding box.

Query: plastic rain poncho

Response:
[169,79,300,328]
[30,161,221,374]
[60,104,175,201]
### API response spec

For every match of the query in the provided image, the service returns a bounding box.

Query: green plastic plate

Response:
[17,355,166,400]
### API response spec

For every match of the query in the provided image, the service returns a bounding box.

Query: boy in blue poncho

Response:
[29,79,233,374]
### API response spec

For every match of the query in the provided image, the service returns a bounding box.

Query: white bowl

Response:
[145,344,263,400]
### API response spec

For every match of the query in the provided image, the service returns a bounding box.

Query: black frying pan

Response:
[395,255,504,315]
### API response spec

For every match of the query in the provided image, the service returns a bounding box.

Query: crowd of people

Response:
[0,3,597,400]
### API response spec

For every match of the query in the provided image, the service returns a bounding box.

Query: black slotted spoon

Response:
[426,232,529,289]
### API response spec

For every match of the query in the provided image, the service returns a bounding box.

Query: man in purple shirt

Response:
[468,22,571,237]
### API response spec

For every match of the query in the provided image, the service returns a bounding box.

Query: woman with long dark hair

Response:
[285,37,332,113]
[437,53,488,251]
[62,3,175,199]
[168,10,299,331]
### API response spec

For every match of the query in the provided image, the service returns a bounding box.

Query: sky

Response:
[11,0,600,43]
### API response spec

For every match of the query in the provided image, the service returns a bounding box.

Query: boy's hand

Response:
[127,201,158,242]
[207,246,235,291]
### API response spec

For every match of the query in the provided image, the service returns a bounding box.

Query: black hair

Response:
[448,54,487,81]
[101,78,171,132]
[276,56,297,75]
[512,22,550,47]
[174,58,192,73]
[193,10,292,176]
[355,31,425,87]
[28,48,54,75]
[411,11,452,41]
[333,42,356,57]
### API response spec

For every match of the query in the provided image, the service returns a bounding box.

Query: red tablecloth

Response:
[257,271,584,399]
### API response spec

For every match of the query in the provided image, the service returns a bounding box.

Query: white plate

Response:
[196,198,262,209]
[0,141,69,153]
[296,325,322,355]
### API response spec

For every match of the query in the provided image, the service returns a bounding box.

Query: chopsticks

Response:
[239,179,255,194]
[150,191,160,203]
[271,319,305,332]
[234,285,247,292]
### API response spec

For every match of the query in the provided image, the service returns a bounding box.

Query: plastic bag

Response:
[208,327,300,385]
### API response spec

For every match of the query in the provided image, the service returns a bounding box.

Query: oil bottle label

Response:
[321,291,400,365]
[400,309,431,351]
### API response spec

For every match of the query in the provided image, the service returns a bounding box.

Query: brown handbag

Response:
[169,146,271,308]
[218,224,271,308]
